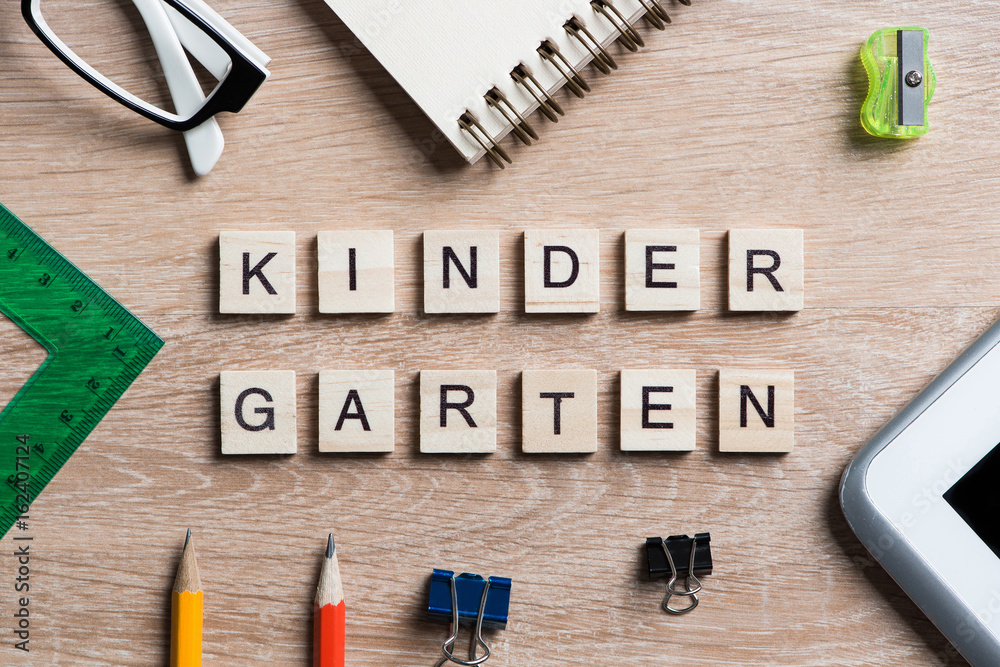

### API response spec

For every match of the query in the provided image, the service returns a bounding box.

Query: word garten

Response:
[219,368,794,455]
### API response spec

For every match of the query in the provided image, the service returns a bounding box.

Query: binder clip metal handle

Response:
[645,533,712,616]
[662,536,702,614]
[436,573,492,666]
[428,570,511,666]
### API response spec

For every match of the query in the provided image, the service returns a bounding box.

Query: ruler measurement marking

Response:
[0,205,162,539]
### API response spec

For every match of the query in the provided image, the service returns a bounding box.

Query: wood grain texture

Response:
[423,230,500,314]
[0,0,994,664]
[625,229,701,311]
[220,370,297,454]
[728,229,805,312]
[718,368,795,453]
[620,369,697,451]
[318,230,395,314]
[219,231,297,314]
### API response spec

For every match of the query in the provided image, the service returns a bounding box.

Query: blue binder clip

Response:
[427,569,511,666]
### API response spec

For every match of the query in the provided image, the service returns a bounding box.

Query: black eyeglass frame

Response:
[21,0,268,131]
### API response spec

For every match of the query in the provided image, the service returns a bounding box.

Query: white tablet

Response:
[841,318,1000,667]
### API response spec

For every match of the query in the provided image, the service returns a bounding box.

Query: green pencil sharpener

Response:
[860,27,935,138]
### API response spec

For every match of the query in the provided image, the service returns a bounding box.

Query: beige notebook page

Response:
[323,0,651,163]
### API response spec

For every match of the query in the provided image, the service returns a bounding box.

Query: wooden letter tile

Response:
[620,369,696,451]
[318,230,394,313]
[220,370,296,454]
[220,231,296,314]
[423,230,499,313]
[420,370,497,453]
[524,230,600,313]
[319,370,394,452]
[728,229,803,311]
[522,370,597,453]
[625,229,700,311]
[718,369,794,452]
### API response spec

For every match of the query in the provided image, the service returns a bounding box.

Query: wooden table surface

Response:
[1,0,998,664]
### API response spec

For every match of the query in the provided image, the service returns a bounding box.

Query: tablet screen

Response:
[945,442,1000,559]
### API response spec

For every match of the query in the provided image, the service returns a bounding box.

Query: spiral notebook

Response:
[323,0,690,167]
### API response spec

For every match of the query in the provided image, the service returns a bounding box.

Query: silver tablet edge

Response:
[839,317,1000,667]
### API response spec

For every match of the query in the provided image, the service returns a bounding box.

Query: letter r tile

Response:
[220,231,296,314]
[728,229,803,312]
[220,370,297,454]
[420,370,497,453]
[524,230,600,313]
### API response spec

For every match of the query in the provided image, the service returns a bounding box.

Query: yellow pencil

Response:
[171,529,203,667]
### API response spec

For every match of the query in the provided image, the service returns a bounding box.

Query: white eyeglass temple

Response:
[132,0,224,176]
[167,0,270,68]
[162,3,231,81]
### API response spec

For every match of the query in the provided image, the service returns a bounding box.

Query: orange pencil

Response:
[171,529,203,667]
[314,534,345,667]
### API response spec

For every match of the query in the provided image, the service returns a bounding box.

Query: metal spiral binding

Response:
[510,64,564,122]
[485,87,538,145]
[591,0,644,50]
[458,111,511,169]
[638,0,672,30]
[538,40,590,97]
[459,0,687,166]
[565,17,617,74]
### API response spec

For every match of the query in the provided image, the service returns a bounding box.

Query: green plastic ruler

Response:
[0,203,163,538]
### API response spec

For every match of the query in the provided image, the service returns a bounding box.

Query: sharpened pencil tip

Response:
[185,528,191,548]
[327,533,335,558]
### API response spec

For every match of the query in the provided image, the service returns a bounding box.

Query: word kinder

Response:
[218,229,804,314]
[218,368,795,455]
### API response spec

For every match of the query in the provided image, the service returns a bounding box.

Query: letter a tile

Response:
[319,370,395,452]
[524,230,600,313]
[718,369,794,452]
[220,231,296,314]
[220,370,297,454]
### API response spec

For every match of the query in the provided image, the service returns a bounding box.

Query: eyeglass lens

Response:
[38,0,221,116]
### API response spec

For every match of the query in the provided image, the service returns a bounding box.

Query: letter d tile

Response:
[524,230,600,313]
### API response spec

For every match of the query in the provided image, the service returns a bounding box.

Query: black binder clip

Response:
[646,533,712,614]
[427,569,511,666]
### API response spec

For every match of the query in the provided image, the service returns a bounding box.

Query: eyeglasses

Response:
[21,0,271,174]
